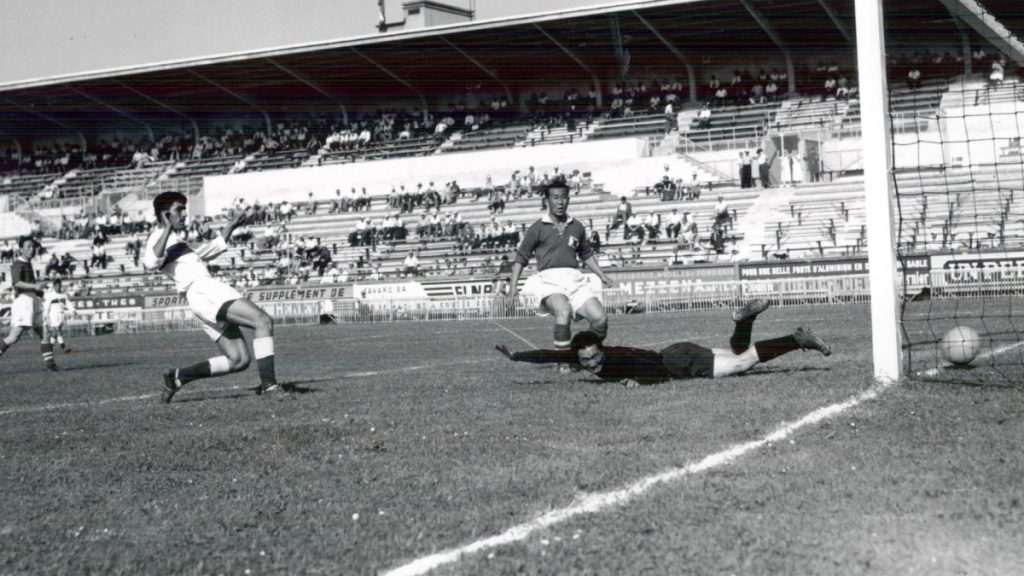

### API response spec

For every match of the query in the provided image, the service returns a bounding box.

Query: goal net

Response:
[881,1,1024,383]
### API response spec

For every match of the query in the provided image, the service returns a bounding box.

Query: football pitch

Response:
[2,303,1022,575]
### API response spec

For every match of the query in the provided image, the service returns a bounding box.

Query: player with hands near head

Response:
[144,192,285,403]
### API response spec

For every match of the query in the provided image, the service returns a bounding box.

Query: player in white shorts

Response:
[144,192,284,403]
[43,278,77,353]
[508,176,615,357]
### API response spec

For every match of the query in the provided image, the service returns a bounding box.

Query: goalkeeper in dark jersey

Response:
[495,300,831,386]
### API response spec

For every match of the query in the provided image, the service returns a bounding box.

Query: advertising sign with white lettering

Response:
[607,264,738,296]
[739,258,868,279]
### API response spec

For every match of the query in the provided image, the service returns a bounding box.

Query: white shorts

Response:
[522,268,602,317]
[47,311,66,329]
[186,277,243,341]
[11,294,43,328]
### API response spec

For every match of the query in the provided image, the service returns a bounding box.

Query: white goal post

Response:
[855,0,904,381]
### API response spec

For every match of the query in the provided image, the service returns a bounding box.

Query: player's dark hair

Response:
[153,191,188,218]
[17,235,37,248]
[543,175,570,197]
[52,278,62,287]
[570,330,603,352]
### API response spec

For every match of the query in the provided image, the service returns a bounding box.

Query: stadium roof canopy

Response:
[0,0,1020,142]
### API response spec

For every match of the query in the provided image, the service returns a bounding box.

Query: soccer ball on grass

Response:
[941,326,981,366]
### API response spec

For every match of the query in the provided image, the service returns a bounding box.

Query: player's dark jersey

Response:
[510,343,714,383]
[11,259,40,296]
[514,216,593,271]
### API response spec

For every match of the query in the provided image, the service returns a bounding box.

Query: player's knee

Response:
[255,310,274,334]
[229,351,251,372]
[231,357,251,372]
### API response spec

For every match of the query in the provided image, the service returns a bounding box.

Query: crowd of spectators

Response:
[705,67,787,109]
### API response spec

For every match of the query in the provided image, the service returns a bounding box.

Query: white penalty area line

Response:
[385,339,1024,576]
[383,380,895,576]
[489,319,540,350]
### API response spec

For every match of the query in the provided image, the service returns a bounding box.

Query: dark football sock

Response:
[754,335,800,363]
[553,323,571,349]
[41,342,56,366]
[0,341,8,355]
[176,361,213,385]
[730,317,756,354]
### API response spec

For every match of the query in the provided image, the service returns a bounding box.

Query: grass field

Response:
[2,303,1022,575]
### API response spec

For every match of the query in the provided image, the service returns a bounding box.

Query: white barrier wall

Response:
[0,212,31,239]
[202,138,648,215]
[941,103,1024,166]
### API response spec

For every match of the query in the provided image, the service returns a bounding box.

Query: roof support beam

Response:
[115,81,201,144]
[265,58,349,125]
[937,0,1024,67]
[440,37,514,107]
[351,47,428,112]
[68,87,154,141]
[633,11,697,104]
[189,69,273,135]
[816,0,854,45]
[535,24,602,107]
[739,0,796,96]
[4,99,87,150]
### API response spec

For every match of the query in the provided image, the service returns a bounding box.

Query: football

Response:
[941,326,981,366]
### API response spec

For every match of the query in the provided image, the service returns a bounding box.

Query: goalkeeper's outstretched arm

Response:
[495,345,576,365]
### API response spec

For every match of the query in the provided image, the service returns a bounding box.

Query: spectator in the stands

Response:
[835,76,851,100]
[713,85,729,108]
[714,195,732,229]
[757,148,772,189]
[321,263,340,284]
[610,196,632,230]
[351,188,369,211]
[680,212,698,250]
[488,186,506,215]
[90,243,107,269]
[697,103,712,129]
[0,240,14,263]
[644,211,661,242]
[625,212,644,242]
[739,151,753,189]
[666,208,683,239]
[990,57,1005,86]
[569,170,584,195]
[907,66,922,90]
[403,251,420,277]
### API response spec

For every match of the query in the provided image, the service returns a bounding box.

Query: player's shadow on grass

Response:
[746,366,832,375]
[59,361,141,372]
[174,377,330,404]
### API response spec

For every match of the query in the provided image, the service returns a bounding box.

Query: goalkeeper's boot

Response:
[793,327,832,357]
[732,299,771,323]
[161,370,181,404]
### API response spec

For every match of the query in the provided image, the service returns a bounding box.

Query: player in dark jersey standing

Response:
[508,176,614,357]
[0,236,58,370]
[496,300,831,386]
